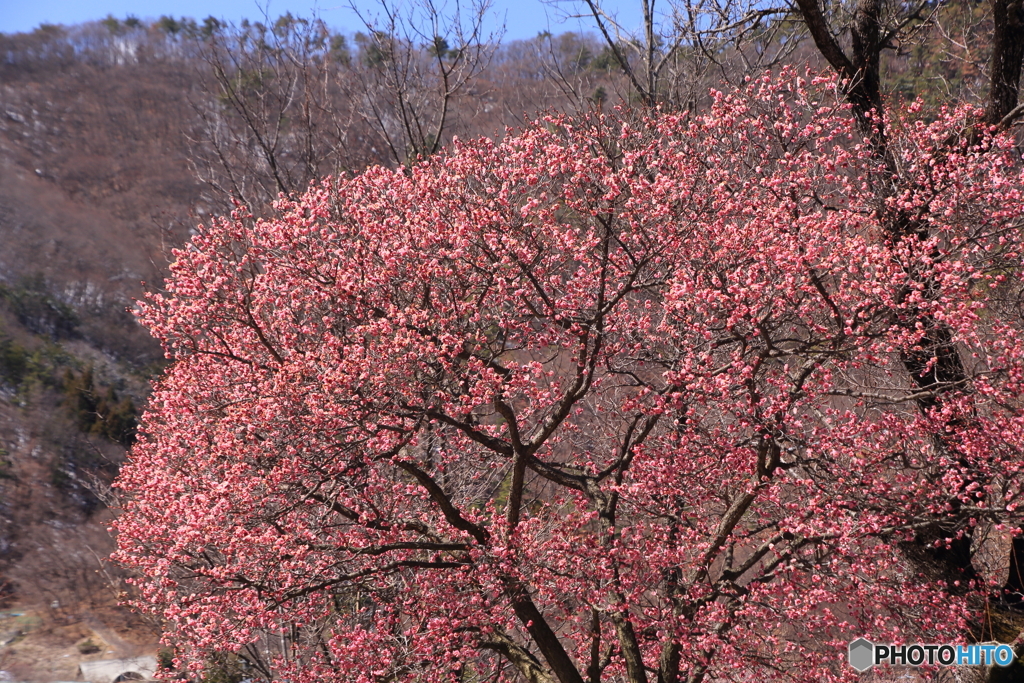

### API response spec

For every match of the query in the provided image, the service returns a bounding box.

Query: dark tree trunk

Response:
[792,0,1024,618]
[984,0,1024,126]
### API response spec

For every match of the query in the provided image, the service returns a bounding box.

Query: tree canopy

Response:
[114,71,1024,681]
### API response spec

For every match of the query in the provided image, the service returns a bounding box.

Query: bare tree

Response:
[187,1,501,211]
[346,0,503,164]
[549,0,795,109]
[187,14,360,209]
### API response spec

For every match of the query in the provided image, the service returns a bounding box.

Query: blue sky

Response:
[0,0,646,42]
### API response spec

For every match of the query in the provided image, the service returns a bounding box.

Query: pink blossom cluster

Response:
[114,71,1024,682]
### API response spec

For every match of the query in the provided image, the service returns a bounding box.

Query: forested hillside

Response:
[0,0,1018,680]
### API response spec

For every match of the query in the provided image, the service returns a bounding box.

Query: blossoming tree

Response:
[114,73,1024,682]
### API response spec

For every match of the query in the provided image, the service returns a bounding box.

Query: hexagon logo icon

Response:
[848,638,875,671]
